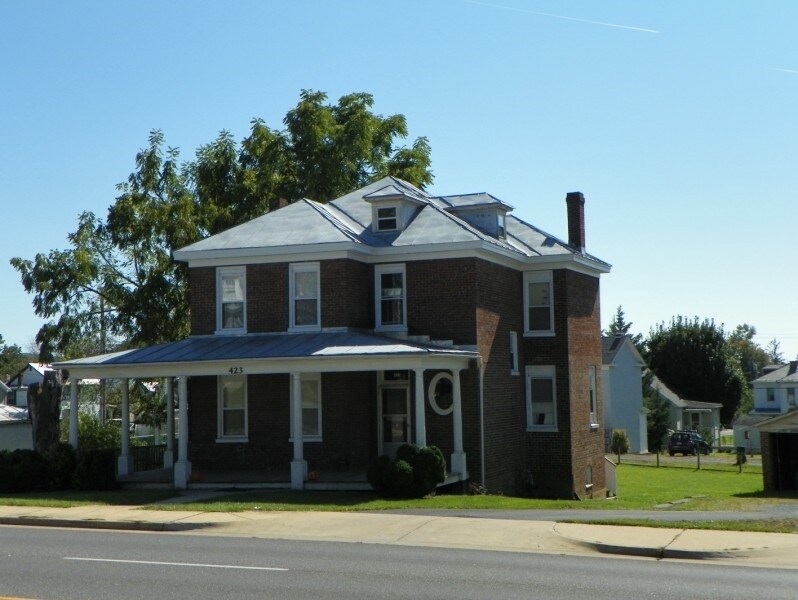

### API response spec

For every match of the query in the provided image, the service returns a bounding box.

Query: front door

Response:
[379,386,410,457]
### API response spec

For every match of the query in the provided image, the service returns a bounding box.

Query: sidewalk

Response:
[2,502,798,568]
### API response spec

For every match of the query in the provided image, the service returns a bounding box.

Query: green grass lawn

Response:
[2,465,797,534]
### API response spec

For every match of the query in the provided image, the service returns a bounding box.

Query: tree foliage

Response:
[646,317,748,425]
[727,324,771,381]
[605,305,644,352]
[643,370,671,452]
[0,334,27,382]
[12,91,433,361]
[766,338,784,364]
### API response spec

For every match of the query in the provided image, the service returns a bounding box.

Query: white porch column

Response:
[173,377,191,489]
[117,379,132,476]
[68,377,79,448]
[290,372,307,490]
[451,368,467,476]
[164,377,175,468]
[414,368,426,447]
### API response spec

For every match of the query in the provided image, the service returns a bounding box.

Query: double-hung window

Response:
[217,267,246,334]
[290,373,322,441]
[523,271,554,335]
[289,262,320,331]
[375,264,406,331]
[376,206,399,232]
[526,365,557,431]
[218,375,247,441]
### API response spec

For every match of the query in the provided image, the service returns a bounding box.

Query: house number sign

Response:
[228,367,244,374]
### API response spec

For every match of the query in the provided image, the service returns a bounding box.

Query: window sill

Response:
[216,437,248,444]
[590,423,600,432]
[510,370,520,376]
[523,331,555,338]
[289,436,322,443]
[527,426,558,433]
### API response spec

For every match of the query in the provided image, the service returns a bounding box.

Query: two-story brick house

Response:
[56,176,611,498]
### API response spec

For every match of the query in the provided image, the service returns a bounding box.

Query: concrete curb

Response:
[0,516,209,532]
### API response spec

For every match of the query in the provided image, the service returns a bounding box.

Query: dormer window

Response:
[364,184,425,234]
[377,206,399,232]
[497,213,506,238]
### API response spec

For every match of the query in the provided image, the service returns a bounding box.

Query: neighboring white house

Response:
[648,373,722,438]
[0,402,32,451]
[602,335,648,453]
[5,363,51,407]
[734,361,798,454]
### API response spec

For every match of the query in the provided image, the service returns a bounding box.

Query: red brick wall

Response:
[189,268,215,335]
[517,270,605,499]
[564,270,605,498]
[474,260,525,493]
[188,372,378,473]
[321,260,371,329]
[406,259,477,345]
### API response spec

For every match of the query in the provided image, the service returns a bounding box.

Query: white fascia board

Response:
[60,353,476,380]
[178,239,610,277]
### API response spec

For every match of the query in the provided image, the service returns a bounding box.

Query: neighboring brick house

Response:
[56,177,611,498]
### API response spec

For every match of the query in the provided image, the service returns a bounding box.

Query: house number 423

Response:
[228,367,244,374]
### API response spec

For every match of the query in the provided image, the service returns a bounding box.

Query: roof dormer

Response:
[439,193,513,240]
[364,184,426,234]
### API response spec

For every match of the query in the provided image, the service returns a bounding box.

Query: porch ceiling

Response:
[54,331,478,379]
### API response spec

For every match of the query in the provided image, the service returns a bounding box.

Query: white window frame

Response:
[526,365,557,431]
[374,203,401,232]
[767,388,776,402]
[289,262,321,332]
[497,212,506,238]
[588,365,598,428]
[375,263,407,332]
[428,372,454,416]
[289,372,322,442]
[523,271,554,336]
[216,266,247,335]
[217,375,248,442]
[510,331,519,375]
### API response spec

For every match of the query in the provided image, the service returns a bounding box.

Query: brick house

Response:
[56,177,611,498]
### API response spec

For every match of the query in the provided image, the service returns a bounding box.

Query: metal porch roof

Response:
[55,331,477,374]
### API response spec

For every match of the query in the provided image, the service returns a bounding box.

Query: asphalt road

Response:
[2,526,797,600]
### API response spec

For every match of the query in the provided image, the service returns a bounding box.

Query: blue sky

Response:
[2,1,797,358]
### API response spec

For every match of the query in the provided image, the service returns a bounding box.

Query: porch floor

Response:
[119,468,466,492]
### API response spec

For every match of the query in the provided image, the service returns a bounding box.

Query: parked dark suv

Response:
[668,431,711,456]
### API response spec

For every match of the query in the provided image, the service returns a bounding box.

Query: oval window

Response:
[428,372,454,416]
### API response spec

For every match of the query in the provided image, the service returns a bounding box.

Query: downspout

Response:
[478,356,486,488]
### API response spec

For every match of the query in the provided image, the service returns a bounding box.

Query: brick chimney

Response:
[268,197,290,212]
[566,192,586,253]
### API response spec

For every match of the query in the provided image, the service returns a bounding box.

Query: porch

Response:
[119,465,466,492]
[55,331,479,492]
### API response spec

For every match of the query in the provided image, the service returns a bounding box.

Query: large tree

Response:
[12,91,433,361]
[605,305,644,352]
[645,316,748,425]
[0,334,28,382]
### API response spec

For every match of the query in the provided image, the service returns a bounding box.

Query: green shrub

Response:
[45,442,78,490]
[383,459,414,497]
[610,429,630,455]
[73,448,119,491]
[0,449,49,493]
[367,444,447,498]
[411,445,446,496]
[366,454,391,495]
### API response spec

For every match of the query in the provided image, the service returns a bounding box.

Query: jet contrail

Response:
[462,0,660,34]
[768,67,798,75]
